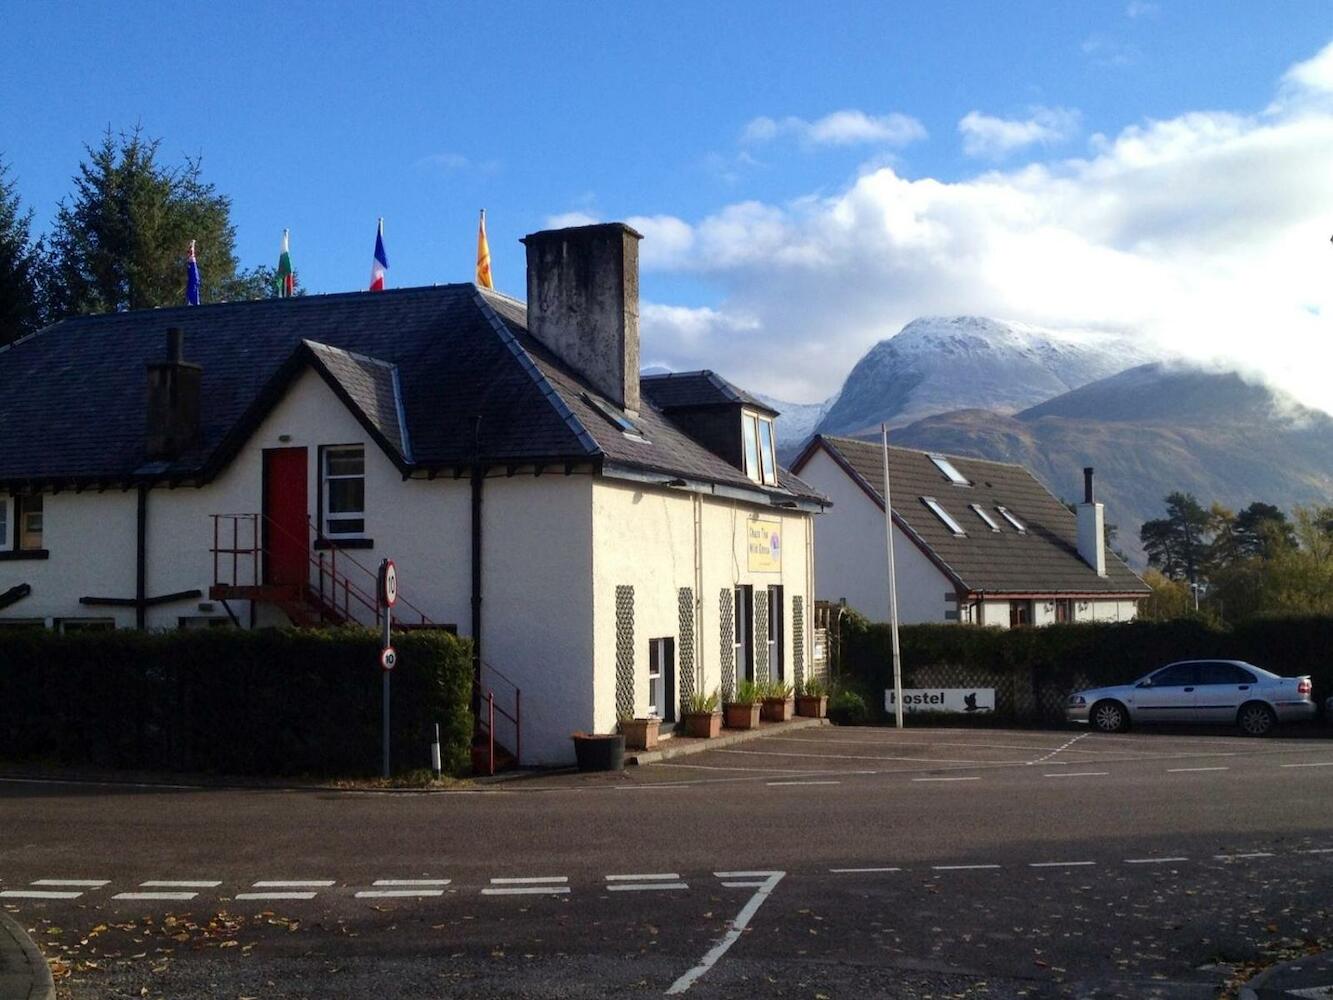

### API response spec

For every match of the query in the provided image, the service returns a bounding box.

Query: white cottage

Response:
[792,435,1147,627]
[0,223,828,765]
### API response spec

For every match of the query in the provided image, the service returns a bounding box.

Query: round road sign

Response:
[380,559,398,608]
[380,646,397,671]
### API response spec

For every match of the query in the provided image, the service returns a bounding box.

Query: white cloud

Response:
[417,152,500,174]
[1125,1,1158,18]
[631,43,1333,414]
[741,109,926,148]
[958,106,1081,158]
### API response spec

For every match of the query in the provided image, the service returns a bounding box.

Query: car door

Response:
[1132,662,1202,723]
[1193,661,1256,723]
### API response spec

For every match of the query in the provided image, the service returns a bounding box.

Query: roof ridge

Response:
[469,288,601,459]
[301,338,395,369]
[820,433,1032,472]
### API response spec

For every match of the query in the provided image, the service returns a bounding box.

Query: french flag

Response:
[370,218,389,291]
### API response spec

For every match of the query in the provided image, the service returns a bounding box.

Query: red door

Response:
[263,448,309,588]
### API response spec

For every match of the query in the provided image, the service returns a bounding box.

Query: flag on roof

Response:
[476,209,494,289]
[186,240,201,305]
[275,229,294,298]
[370,218,389,291]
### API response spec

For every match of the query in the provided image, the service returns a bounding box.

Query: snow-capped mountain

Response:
[816,316,1153,437]
[753,392,837,462]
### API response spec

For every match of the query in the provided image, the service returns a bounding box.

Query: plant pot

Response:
[571,733,625,772]
[621,717,660,751]
[683,711,722,739]
[761,697,795,722]
[796,695,828,718]
[723,702,761,730]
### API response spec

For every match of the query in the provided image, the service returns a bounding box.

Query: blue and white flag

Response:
[186,240,201,305]
[370,219,388,291]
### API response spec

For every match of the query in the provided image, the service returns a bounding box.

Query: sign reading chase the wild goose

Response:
[747,516,782,573]
[884,688,996,714]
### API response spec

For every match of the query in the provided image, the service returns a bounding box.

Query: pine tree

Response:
[0,156,47,346]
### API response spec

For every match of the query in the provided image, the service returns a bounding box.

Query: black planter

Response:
[572,733,625,772]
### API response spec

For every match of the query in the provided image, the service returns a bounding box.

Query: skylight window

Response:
[929,453,970,486]
[921,496,966,536]
[970,503,1000,532]
[583,393,647,442]
[996,506,1026,533]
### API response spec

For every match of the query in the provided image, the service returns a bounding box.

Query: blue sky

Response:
[4,2,1332,407]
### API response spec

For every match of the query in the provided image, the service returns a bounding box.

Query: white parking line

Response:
[1168,767,1229,773]
[31,879,108,887]
[372,879,451,887]
[931,864,1002,871]
[1125,857,1188,864]
[251,880,335,887]
[606,882,689,892]
[140,880,222,888]
[606,873,680,881]
[829,867,901,873]
[235,891,318,900]
[1043,771,1108,778]
[482,876,569,896]
[1298,848,1333,854]
[1029,861,1097,868]
[912,776,981,782]
[1215,852,1274,860]
[355,888,446,898]
[113,891,198,901]
[766,780,841,786]
[1280,762,1333,768]
[667,871,784,995]
[0,890,82,899]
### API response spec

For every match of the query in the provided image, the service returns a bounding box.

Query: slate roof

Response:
[640,370,777,415]
[0,284,825,507]
[796,435,1147,596]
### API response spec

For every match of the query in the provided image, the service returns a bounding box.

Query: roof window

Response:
[996,505,1026,533]
[583,393,647,443]
[928,453,970,486]
[969,503,1000,532]
[921,496,966,536]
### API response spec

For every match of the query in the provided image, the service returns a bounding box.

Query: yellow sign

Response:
[747,516,782,573]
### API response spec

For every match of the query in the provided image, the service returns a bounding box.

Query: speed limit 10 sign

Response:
[379,646,397,672]
[379,559,398,608]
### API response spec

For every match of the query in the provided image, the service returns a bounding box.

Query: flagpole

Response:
[882,423,904,729]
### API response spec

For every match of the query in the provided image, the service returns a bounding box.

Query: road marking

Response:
[716,748,1012,765]
[482,876,569,896]
[1029,861,1097,868]
[607,882,690,892]
[251,880,335,887]
[140,880,222,888]
[1027,732,1091,765]
[766,780,841,786]
[911,776,981,782]
[235,891,318,900]
[1280,762,1333,768]
[1124,857,1189,864]
[489,876,567,885]
[931,864,1002,871]
[113,891,198,901]
[1168,767,1229,772]
[0,890,83,899]
[829,867,901,873]
[31,879,108,887]
[606,873,680,881]
[1298,848,1333,854]
[355,888,446,898]
[372,879,452,887]
[1215,852,1275,860]
[1043,771,1108,778]
[666,871,785,995]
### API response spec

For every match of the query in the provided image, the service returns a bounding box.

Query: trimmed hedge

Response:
[840,615,1333,725]
[0,627,473,777]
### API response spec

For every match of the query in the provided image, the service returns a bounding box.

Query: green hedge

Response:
[0,628,473,777]
[839,615,1333,725]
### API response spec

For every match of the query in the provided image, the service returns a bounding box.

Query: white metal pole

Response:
[882,424,904,729]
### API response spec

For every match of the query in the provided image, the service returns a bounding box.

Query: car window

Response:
[1151,663,1200,686]
[1198,662,1256,685]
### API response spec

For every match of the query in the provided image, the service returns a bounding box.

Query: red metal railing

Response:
[478,659,522,774]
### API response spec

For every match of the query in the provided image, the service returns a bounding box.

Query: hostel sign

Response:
[747,516,782,573]
[885,688,996,714]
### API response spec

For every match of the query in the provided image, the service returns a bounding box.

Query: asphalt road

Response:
[3,725,1332,999]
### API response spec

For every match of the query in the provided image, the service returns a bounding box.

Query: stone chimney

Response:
[146,327,202,460]
[521,222,643,415]
[1076,467,1107,577]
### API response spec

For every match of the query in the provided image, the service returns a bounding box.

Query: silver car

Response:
[1066,659,1316,736]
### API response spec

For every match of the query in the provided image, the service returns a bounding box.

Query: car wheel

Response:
[1237,702,1277,737]
[1091,700,1129,733]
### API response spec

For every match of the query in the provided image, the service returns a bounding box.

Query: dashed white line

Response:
[607,881,689,892]
[1125,857,1188,865]
[140,880,222,888]
[1280,762,1333,768]
[482,876,569,896]
[251,880,335,887]
[372,879,451,887]
[113,891,197,901]
[355,888,445,898]
[0,890,82,899]
[31,879,108,887]
[1298,847,1333,854]
[606,873,679,881]
[1043,771,1109,778]
[1215,852,1275,860]
[931,864,1002,871]
[829,866,901,873]
[1029,861,1097,868]
[235,891,317,900]
[1168,767,1229,773]
[911,776,981,783]
[766,780,841,786]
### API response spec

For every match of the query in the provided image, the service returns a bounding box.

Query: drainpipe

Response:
[470,417,484,717]
[136,485,148,629]
[693,493,704,694]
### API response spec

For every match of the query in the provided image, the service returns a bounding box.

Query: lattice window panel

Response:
[792,595,805,688]
[615,585,635,721]
[719,589,735,702]
[753,589,769,683]
[678,587,696,707]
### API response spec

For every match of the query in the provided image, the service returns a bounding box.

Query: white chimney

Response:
[1076,467,1107,577]
[521,222,643,415]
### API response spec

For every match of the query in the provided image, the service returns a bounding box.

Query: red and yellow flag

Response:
[476,209,494,289]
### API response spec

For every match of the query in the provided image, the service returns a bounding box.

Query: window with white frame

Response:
[741,411,778,486]
[996,505,1026,533]
[928,453,971,486]
[969,503,1000,532]
[323,446,366,536]
[921,496,966,536]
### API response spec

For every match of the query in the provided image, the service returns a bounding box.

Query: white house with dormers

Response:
[792,435,1147,627]
[0,223,829,765]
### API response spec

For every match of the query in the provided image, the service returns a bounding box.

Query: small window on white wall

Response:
[323,446,366,536]
[17,494,42,550]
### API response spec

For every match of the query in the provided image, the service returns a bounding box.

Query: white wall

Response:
[798,447,953,624]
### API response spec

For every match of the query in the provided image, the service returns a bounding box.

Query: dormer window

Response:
[742,410,778,486]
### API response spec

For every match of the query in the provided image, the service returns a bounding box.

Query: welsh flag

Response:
[370,218,388,291]
[275,229,295,298]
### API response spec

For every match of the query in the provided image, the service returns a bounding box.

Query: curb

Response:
[0,911,55,1000]
[627,715,830,765]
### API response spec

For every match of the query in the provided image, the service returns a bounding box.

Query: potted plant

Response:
[761,680,795,722]
[723,680,762,730]
[620,714,661,751]
[796,676,830,718]
[571,731,625,771]
[683,689,722,739]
